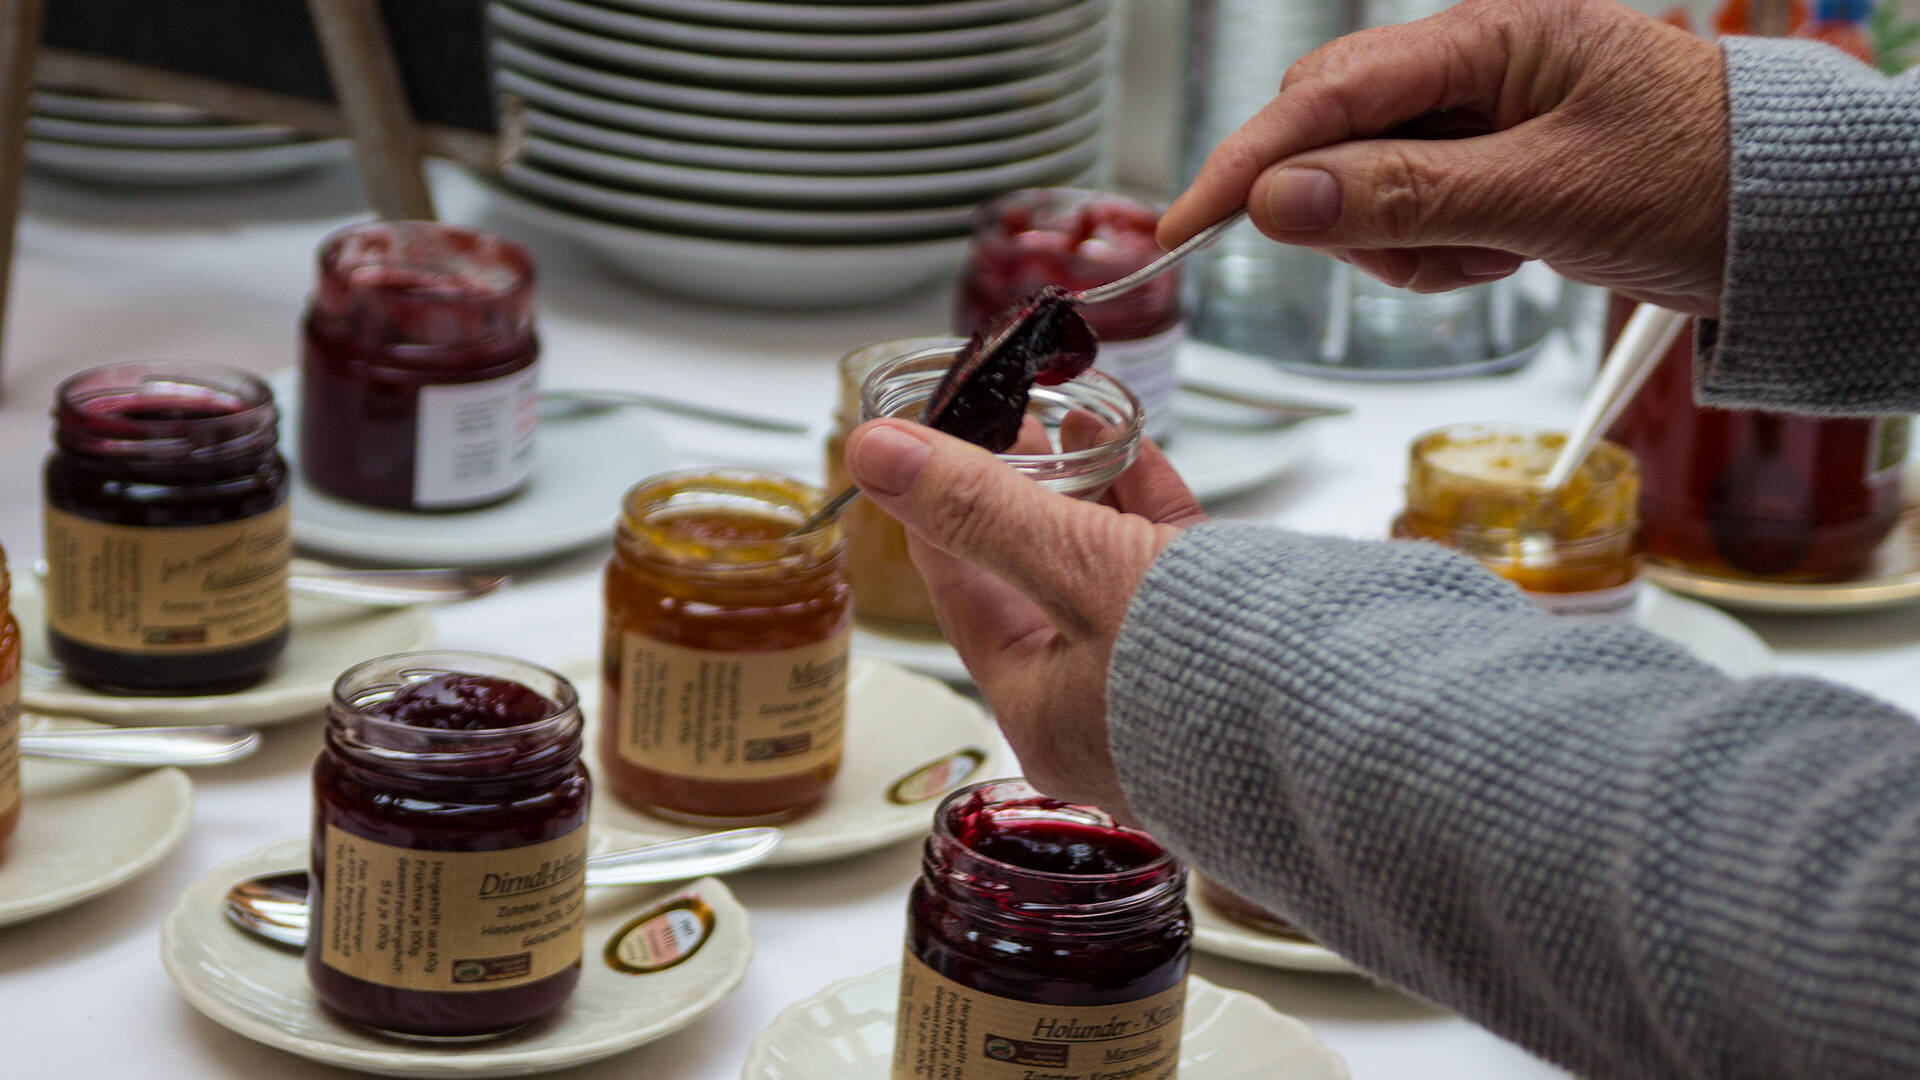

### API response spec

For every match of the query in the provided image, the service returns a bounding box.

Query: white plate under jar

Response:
[557,0,1079,34]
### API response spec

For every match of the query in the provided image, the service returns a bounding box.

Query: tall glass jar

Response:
[1392,423,1644,618]
[601,469,850,824]
[308,652,590,1039]
[43,361,291,693]
[955,189,1185,441]
[0,544,19,849]
[300,221,540,511]
[894,779,1191,1080]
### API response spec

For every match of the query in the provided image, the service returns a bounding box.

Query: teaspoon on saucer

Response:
[223,827,782,951]
[20,722,261,766]
[33,559,509,608]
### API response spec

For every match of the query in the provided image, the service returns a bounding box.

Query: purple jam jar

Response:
[308,652,590,1039]
[300,222,539,511]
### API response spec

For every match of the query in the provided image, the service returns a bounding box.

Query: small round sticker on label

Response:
[886,748,987,806]
[604,895,715,975]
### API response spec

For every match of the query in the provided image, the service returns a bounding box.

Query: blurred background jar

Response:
[954,189,1184,442]
[0,543,17,849]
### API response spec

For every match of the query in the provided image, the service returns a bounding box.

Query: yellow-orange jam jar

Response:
[1392,424,1643,618]
[601,469,851,823]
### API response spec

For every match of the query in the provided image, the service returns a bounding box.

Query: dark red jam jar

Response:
[43,361,290,694]
[956,189,1185,442]
[300,221,539,511]
[894,779,1190,1080]
[308,652,590,1040]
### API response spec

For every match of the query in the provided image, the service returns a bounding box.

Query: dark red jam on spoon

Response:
[309,654,589,1039]
[924,286,1097,453]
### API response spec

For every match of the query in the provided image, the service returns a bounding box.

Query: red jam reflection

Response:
[955,192,1178,342]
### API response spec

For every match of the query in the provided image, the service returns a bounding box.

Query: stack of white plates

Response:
[27,90,348,187]
[485,0,1119,307]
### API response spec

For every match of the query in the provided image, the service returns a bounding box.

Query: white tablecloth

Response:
[4,163,1917,1080]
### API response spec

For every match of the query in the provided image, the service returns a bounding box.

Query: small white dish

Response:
[494,37,1102,123]
[521,131,1102,207]
[1169,344,1321,505]
[490,3,1111,90]
[1189,890,1361,975]
[506,0,1108,60]
[12,579,435,727]
[485,184,970,307]
[567,655,1003,865]
[32,89,218,125]
[496,65,1105,149]
[522,105,1104,177]
[272,371,673,566]
[584,0,1076,31]
[27,114,303,150]
[1637,585,1774,677]
[25,137,350,186]
[742,966,1350,1079]
[161,836,753,1078]
[0,742,192,927]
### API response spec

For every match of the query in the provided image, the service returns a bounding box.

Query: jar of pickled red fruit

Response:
[0,544,19,849]
[601,469,850,824]
[43,361,291,694]
[894,779,1191,1080]
[1603,299,1909,582]
[300,221,539,511]
[861,338,1142,499]
[308,652,590,1039]
[956,189,1184,442]
[1392,423,1643,618]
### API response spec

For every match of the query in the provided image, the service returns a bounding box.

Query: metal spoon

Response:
[223,827,782,950]
[21,722,261,766]
[33,559,509,607]
[540,388,809,434]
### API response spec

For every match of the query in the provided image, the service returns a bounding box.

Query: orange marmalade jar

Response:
[601,469,850,823]
[0,543,18,848]
[1392,424,1643,618]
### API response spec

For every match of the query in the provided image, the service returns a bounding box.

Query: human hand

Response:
[1160,0,1729,315]
[842,416,1207,817]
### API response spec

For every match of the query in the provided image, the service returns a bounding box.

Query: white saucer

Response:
[0,732,192,927]
[271,371,673,567]
[742,966,1350,1079]
[27,115,304,150]
[566,655,1003,865]
[25,138,350,186]
[1171,343,1321,504]
[1189,890,1360,975]
[587,0,1077,32]
[12,578,434,727]
[32,89,218,125]
[161,837,753,1078]
[1637,585,1773,677]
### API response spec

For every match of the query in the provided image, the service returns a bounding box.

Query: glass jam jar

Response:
[43,361,291,694]
[300,221,539,511]
[894,779,1190,1080]
[601,469,850,824]
[308,652,590,1039]
[0,544,19,849]
[956,189,1185,442]
[1603,300,1909,581]
[1392,423,1643,618]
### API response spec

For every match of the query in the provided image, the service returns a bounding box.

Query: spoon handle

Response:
[792,485,860,536]
[288,567,511,606]
[541,388,810,434]
[20,723,261,766]
[583,827,782,885]
[1071,210,1247,306]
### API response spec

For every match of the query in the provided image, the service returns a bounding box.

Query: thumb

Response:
[843,419,1151,637]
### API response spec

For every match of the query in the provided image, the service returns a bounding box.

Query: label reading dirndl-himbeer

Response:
[613,630,849,780]
[43,504,290,654]
[892,949,1186,1080]
[412,366,539,508]
[317,824,587,992]
[0,671,18,823]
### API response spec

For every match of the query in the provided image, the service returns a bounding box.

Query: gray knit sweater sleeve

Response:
[1108,525,1920,1079]
[1697,38,1920,414]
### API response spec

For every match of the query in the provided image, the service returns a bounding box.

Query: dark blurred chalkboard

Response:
[43,0,497,132]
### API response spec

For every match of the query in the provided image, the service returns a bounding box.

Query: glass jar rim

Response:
[1407,422,1637,494]
[52,360,278,462]
[315,220,534,302]
[328,650,582,749]
[970,187,1167,232]
[617,468,840,570]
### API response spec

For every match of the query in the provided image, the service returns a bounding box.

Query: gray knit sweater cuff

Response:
[1699,38,1920,415]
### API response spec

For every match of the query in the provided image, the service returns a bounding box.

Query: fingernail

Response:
[849,422,932,497]
[1458,249,1522,277]
[1266,168,1340,231]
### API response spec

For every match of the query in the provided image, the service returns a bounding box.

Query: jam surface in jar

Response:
[308,653,590,1039]
[300,221,539,511]
[0,545,19,849]
[1393,423,1643,616]
[601,470,850,824]
[1604,299,1908,581]
[42,361,290,694]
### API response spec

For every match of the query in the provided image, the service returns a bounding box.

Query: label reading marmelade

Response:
[318,824,587,992]
[892,950,1185,1080]
[613,630,848,781]
[0,672,18,822]
[43,504,291,654]
[412,366,539,508]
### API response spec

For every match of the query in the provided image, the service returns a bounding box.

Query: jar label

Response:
[603,894,714,974]
[0,672,18,822]
[412,366,539,508]
[1095,323,1184,443]
[612,630,849,781]
[317,823,588,993]
[892,950,1185,1080]
[43,504,291,655]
